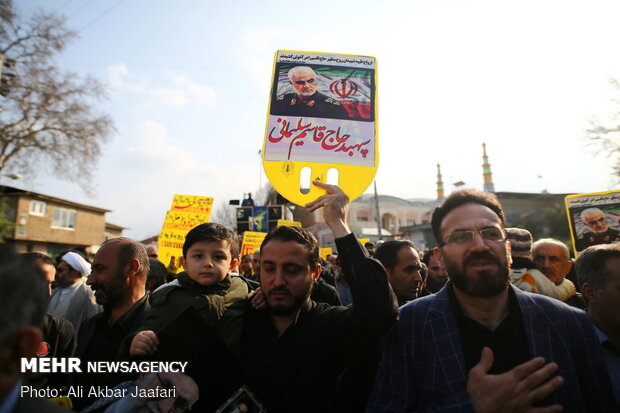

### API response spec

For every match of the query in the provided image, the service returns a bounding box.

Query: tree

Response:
[0,1,114,194]
[585,78,620,180]
[210,200,237,231]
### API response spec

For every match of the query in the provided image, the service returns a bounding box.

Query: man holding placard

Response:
[239,181,397,412]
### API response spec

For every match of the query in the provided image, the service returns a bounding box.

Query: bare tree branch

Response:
[585,77,620,181]
[0,0,114,195]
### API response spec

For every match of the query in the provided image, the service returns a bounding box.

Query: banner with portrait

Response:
[263,50,378,206]
[564,190,620,256]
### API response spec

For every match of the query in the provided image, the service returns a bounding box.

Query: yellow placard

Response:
[263,50,378,206]
[241,231,268,257]
[357,238,370,246]
[277,219,302,228]
[320,247,333,260]
[158,194,214,274]
[564,190,620,256]
[170,194,214,214]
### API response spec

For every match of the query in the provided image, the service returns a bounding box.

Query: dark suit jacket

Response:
[367,284,616,412]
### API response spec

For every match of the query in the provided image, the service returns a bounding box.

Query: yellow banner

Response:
[158,194,214,274]
[357,238,370,245]
[320,247,333,260]
[241,231,268,257]
[277,219,302,228]
[170,194,214,215]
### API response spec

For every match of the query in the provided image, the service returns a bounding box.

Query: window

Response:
[52,208,76,230]
[29,200,46,216]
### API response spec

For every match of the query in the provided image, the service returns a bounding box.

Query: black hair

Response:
[183,223,239,258]
[21,252,56,267]
[422,250,434,266]
[375,240,416,271]
[430,189,505,245]
[576,243,620,291]
[260,226,319,270]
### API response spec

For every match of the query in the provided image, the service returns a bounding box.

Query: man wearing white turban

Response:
[48,251,101,334]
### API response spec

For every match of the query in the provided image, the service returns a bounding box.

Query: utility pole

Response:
[374,181,382,240]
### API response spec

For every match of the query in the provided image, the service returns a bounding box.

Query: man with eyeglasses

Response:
[576,208,620,251]
[271,66,348,119]
[367,189,615,412]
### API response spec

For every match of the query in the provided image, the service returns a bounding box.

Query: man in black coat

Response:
[239,182,398,412]
[0,259,69,412]
[71,238,151,410]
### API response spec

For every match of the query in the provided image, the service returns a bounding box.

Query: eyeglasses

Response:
[440,227,506,247]
[145,373,192,413]
[293,78,316,85]
[585,217,607,226]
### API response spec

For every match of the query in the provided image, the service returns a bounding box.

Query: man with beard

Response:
[271,66,348,119]
[368,189,615,412]
[576,207,620,251]
[48,252,101,334]
[420,249,449,296]
[239,182,398,412]
[71,238,151,410]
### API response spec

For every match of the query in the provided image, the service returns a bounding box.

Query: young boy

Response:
[130,223,250,356]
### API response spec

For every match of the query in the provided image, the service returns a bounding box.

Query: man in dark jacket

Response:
[239,182,398,412]
[71,238,151,410]
[0,259,69,412]
[21,252,76,392]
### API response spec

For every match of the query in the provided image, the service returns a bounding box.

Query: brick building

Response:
[0,185,122,257]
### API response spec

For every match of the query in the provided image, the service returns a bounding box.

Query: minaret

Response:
[436,163,445,200]
[482,142,495,192]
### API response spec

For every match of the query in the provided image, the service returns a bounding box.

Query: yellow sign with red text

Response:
[263,50,378,206]
[240,231,268,257]
[158,194,214,274]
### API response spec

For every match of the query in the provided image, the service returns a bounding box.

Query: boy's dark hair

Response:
[430,189,505,245]
[375,240,415,270]
[183,223,239,258]
[21,252,56,267]
[260,226,320,270]
[576,243,620,291]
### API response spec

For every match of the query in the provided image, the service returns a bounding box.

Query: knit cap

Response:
[506,228,533,259]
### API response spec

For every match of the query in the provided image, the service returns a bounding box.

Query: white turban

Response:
[62,252,92,277]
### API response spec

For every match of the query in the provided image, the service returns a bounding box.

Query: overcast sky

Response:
[13,0,620,240]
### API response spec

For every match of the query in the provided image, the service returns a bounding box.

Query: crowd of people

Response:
[0,182,619,412]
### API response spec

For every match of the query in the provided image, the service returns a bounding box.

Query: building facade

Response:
[1,185,121,257]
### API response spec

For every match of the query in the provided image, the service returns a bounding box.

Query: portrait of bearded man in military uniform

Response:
[270,66,348,119]
[575,207,620,251]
